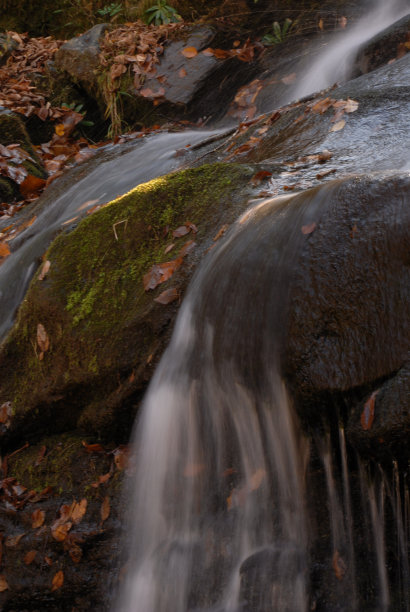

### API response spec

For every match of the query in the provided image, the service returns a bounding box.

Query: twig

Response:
[113,219,128,241]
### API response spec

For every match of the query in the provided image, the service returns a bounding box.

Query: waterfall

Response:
[290,0,409,101]
[116,177,409,611]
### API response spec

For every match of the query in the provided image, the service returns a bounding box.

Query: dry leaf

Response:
[301,222,317,235]
[51,522,72,542]
[82,441,105,453]
[201,48,214,56]
[51,570,64,591]
[68,544,82,563]
[281,72,297,85]
[250,170,272,185]
[318,18,324,30]
[0,575,9,592]
[114,447,129,471]
[44,556,53,566]
[172,225,190,238]
[24,550,37,565]
[213,225,228,241]
[311,97,334,114]
[181,46,198,58]
[101,496,110,523]
[5,533,25,548]
[330,119,346,132]
[164,243,175,255]
[71,499,87,524]
[344,98,359,113]
[38,260,51,281]
[332,550,347,580]
[143,257,183,291]
[361,390,378,430]
[179,68,187,78]
[154,287,179,305]
[0,242,11,259]
[35,445,47,466]
[31,509,45,529]
[37,323,50,353]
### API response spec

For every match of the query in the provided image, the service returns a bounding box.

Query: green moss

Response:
[0,162,252,436]
[0,112,46,179]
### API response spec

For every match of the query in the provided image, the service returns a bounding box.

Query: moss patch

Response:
[0,162,252,442]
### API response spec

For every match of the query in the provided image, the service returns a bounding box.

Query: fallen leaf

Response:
[281,72,297,85]
[24,550,37,565]
[172,225,190,238]
[51,522,72,542]
[101,496,110,523]
[68,544,82,563]
[179,240,195,257]
[344,98,359,113]
[44,556,53,566]
[301,222,317,235]
[35,445,47,466]
[311,97,334,114]
[181,46,198,58]
[154,287,179,305]
[251,170,272,185]
[213,225,228,241]
[318,149,333,162]
[0,575,9,592]
[318,18,324,30]
[82,441,105,453]
[38,260,51,281]
[361,390,379,430]
[5,533,25,548]
[339,16,347,28]
[0,242,11,259]
[143,257,183,291]
[51,570,64,591]
[71,499,87,524]
[114,447,129,471]
[332,550,347,580]
[19,174,46,198]
[316,168,336,179]
[201,47,214,56]
[37,323,50,354]
[330,119,346,132]
[31,509,45,529]
[54,124,65,137]
[164,243,175,255]
[179,67,187,78]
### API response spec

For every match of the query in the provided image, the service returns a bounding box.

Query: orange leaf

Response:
[20,174,46,198]
[0,242,11,259]
[37,323,50,354]
[51,522,72,542]
[31,509,45,529]
[311,97,334,114]
[82,440,105,453]
[301,222,317,235]
[201,47,214,56]
[71,499,87,524]
[68,544,82,563]
[24,550,37,565]
[361,390,378,430]
[51,570,64,591]
[179,240,195,257]
[181,46,198,58]
[179,68,187,78]
[154,287,179,305]
[5,533,25,548]
[143,257,183,291]
[0,575,9,592]
[55,124,65,137]
[101,496,110,523]
[251,170,272,186]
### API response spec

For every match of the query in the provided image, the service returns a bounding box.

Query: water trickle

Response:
[0,130,220,342]
[290,0,409,102]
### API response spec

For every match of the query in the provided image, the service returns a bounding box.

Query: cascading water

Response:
[0,129,222,342]
[116,175,409,611]
[290,0,409,101]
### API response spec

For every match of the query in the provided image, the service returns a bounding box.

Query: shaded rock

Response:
[0,32,18,66]
[284,173,410,414]
[353,14,410,76]
[0,163,253,445]
[54,24,110,102]
[346,362,410,458]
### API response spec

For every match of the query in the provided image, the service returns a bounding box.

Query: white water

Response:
[291,0,410,101]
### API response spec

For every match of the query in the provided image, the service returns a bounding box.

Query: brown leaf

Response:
[20,174,46,198]
[179,68,187,78]
[114,447,129,471]
[301,222,317,235]
[164,243,175,255]
[31,509,45,529]
[344,98,359,113]
[82,440,105,453]
[38,260,51,281]
[0,242,11,260]
[51,570,64,591]
[51,522,72,542]
[24,550,37,565]
[91,470,113,488]
[37,323,50,354]
[213,225,229,241]
[251,170,272,186]
[332,550,347,580]
[101,496,110,523]
[0,402,12,427]
[181,46,198,58]
[311,97,334,114]
[5,533,25,548]
[44,556,53,566]
[154,287,179,305]
[361,390,378,431]
[139,86,165,99]
[71,499,87,524]
[143,257,183,291]
[179,240,195,257]
[110,63,127,80]
[330,119,346,132]
[68,544,82,563]
[0,575,9,592]
[172,225,190,238]
[281,72,297,85]
[316,169,336,180]
[201,48,214,56]
[35,445,47,466]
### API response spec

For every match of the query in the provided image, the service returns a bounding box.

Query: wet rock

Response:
[284,173,410,420]
[353,14,410,76]
[54,24,110,102]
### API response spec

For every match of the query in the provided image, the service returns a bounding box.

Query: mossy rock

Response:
[0,162,253,445]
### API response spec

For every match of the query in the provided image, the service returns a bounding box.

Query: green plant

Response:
[144,0,181,25]
[97,2,123,19]
[262,18,292,45]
